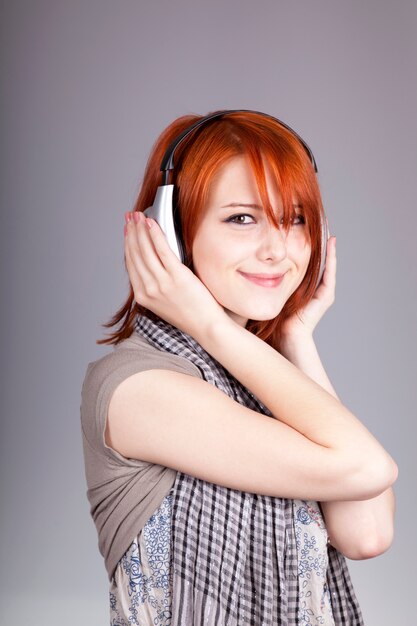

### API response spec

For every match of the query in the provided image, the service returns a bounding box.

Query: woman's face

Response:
[191,155,312,327]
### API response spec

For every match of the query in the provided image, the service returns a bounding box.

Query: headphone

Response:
[144,109,329,289]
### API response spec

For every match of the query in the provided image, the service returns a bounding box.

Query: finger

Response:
[329,236,336,266]
[126,215,159,289]
[145,216,184,273]
[124,222,147,285]
[124,221,146,299]
[134,212,171,281]
[324,236,337,289]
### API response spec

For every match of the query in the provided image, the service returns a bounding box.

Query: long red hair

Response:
[97,110,325,350]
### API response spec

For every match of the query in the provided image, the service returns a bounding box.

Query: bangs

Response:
[241,139,316,242]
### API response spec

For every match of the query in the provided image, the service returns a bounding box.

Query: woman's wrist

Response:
[197,313,243,357]
[279,332,314,361]
[280,332,340,399]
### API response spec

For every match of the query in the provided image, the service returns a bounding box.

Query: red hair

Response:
[97,110,325,350]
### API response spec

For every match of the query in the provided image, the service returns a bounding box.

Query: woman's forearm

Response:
[279,333,339,398]
[197,318,398,499]
[279,332,397,559]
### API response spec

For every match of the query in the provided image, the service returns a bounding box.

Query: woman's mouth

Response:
[238,271,286,288]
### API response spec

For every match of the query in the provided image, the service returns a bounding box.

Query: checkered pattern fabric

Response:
[135,314,364,625]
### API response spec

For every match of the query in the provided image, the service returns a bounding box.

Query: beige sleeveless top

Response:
[80,330,203,581]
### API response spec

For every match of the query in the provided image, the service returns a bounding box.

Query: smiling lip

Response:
[238,271,286,287]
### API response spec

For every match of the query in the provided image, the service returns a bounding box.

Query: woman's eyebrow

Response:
[220,202,263,210]
[220,202,302,209]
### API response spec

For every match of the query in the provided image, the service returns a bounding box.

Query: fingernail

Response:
[124,212,131,223]
[133,212,139,224]
[146,217,153,229]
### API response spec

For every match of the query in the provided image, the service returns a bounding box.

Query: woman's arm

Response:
[279,333,396,560]
[194,318,397,501]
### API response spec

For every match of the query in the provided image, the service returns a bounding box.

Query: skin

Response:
[191,155,311,327]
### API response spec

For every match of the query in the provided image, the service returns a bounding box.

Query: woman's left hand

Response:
[280,235,337,340]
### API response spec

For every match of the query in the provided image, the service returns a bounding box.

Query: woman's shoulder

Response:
[81,330,203,407]
[80,329,203,460]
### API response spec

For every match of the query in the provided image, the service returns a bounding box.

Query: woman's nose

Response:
[257,223,287,262]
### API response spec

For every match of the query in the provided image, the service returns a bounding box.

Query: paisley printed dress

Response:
[109,487,335,626]
[109,488,174,626]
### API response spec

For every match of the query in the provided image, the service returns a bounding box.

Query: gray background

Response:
[1,1,415,624]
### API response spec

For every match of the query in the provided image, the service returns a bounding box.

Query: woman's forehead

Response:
[208,154,301,203]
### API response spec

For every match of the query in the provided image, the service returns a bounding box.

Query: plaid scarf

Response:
[135,313,364,626]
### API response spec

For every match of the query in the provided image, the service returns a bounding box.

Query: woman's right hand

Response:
[124,211,229,339]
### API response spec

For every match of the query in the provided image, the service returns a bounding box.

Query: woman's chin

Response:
[224,305,284,326]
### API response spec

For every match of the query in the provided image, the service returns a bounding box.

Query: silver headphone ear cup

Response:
[144,185,185,263]
[172,204,186,264]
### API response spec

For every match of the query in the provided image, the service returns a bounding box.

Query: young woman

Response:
[80,110,397,626]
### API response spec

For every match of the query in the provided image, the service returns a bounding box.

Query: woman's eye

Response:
[225,213,305,227]
[293,213,306,225]
[226,213,255,225]
[280,214,306,226]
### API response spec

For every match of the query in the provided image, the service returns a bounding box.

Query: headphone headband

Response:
[160,108,318,184]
